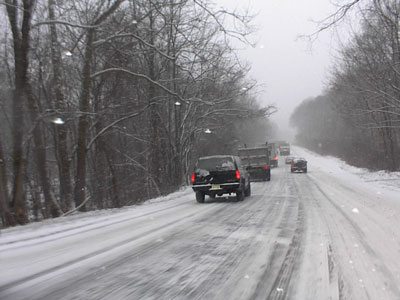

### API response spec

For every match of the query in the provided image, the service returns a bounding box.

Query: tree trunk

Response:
[73,0,125,210]
[105,151,121,207]
[10,87,26,225]
[147,7,163,196]
[74,30,94,210]
[25,82,60,218]
[6,0,37,225]
[0,138,13,227]
[48,0,73,211]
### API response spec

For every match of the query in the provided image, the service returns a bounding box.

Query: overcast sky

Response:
[217,0,342,139]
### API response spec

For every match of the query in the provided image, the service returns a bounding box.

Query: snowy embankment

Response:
[293,145,400,202]
[0,187,193,248]
[1,146,399,243]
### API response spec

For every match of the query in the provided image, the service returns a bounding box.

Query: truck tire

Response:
[267,175,271,181]
[244,183,251,197]
[236,189,244,202]
[196,191,205,203]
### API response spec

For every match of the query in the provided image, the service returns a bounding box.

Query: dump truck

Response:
[238,146,271,181]
[274,140,291,155]
[279,143,290,156]
[267,143,279,168]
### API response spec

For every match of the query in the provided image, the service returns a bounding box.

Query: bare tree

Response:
[0,0,275,226]
[73,0,126,210]
[48,0,73,211]
[0,138,12,226]
[292,0,400,171]
[5,0,36,223]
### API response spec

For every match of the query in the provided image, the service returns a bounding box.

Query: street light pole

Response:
[174,101,182,185]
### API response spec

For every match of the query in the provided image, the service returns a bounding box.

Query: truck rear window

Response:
[196,157,236,171]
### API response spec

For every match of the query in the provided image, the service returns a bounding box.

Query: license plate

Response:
[211,185,221,189]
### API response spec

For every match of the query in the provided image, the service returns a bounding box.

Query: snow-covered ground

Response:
[0,187,194,247]
[1,146,399,300]
[295,146,400,190]
[293,145,400,206]
[2,146,398,243]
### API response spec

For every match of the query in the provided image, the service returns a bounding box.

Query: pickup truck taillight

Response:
[274,156,278,160]
[191,173,195,183]
[235,170,241,180]
[291,163,295,167]
[264,165,270,169]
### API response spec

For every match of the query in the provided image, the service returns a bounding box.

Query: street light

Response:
[204,129,211,134]
[174,101,182,151]
[52,117,65,125]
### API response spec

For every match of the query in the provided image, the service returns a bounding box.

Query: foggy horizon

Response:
[218,0,342,141]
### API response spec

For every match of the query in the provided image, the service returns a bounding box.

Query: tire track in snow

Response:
[0,202,220,298]
[248,166,306,300]
[296,176,345,300]
[266,200,305,300]
[40,194,271,300]
[307,175,400,299]
[40,180,283,300]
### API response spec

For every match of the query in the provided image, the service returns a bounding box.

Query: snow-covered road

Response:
[1,146,400,300]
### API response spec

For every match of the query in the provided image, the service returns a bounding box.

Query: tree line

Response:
[0,0,275,227]
[290,0,400,172]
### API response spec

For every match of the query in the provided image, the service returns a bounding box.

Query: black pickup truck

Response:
[191,155,251,203]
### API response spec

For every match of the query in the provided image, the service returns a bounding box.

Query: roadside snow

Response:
[292,146,400,204]
[0,187,193,247]
[1,147,399,243]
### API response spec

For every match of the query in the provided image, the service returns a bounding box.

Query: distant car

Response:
[291,158,307,173]
[191,155,251,203]
[285,156,295,164]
